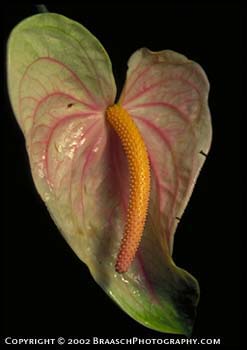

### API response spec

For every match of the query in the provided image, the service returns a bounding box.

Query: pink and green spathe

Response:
[7,13,212,335]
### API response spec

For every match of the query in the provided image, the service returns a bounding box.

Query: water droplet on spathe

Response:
[44,192,50,202]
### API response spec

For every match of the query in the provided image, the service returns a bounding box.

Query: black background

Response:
[3,0,245,347]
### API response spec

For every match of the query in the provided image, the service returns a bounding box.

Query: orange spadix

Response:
[106,104,151,273]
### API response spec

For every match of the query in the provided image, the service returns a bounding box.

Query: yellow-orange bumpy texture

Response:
[106,104,151,273]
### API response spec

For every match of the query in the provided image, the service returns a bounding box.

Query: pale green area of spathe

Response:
[7,12,116,136]
[7,13,212,336]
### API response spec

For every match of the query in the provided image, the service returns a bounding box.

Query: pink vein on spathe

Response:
[123,62,200,107]
[18,57,104,131]
[18,55,105,188]
[19,56,100,107]
[49,117,101,192]
[78,124,104,216]
[33,112,94,186]
[121,63,154,100]
[129,101,190,122]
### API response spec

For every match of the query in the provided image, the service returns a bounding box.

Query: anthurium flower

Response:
[7,13,212,335]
